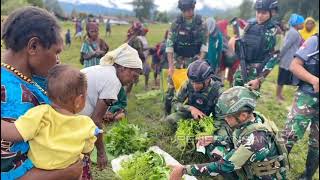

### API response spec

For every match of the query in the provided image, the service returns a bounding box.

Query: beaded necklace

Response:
[1,62,47,95]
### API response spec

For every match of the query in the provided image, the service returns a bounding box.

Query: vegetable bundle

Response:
[118,151,170,180]
[175,115,216,151]
[135,90,161,100]
[105,119,151,156]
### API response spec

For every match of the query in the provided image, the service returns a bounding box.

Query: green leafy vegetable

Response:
[135,90,161,100]
[118,151,170,180]
[105,119,151,156]
[175,115,216,151]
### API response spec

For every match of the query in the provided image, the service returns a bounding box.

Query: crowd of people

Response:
[0,0,319,179]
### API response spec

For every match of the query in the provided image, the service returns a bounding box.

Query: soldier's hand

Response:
[247,79,261,90]
[311,77,319,93]
[197,136,214,147]
[189,106,205,120]
[168,67,175,78]
[169,164,185,180]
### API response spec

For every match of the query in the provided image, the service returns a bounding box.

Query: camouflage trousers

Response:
[281,91,319,152]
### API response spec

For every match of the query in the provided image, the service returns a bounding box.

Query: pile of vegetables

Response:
[118,151,170,180]
[135,90,161,100]
[175,115,216,151]
[105,119,151,156]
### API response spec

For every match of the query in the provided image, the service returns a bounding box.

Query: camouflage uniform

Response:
[233,20,278,88]
[164,14,208,115]
[165,79,222,130]
[281,35,319,179]
[185,112,287,179]
[184,86,288,179]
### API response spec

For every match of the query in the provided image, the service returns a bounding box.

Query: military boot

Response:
[164,87,175,115]
[298,147,319,180]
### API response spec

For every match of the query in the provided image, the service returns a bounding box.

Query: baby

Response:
[1,64,101,173]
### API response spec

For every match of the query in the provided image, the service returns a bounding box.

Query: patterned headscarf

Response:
[127,21,144,39]
[288,13,304,27]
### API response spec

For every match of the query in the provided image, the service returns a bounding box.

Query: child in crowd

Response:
[65,29,71,48]
[1,64,101,178]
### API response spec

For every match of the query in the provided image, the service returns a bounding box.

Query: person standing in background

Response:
[137,27,151,90]
[205,17,223,75]
[105,19,111,37]
[216,19,230,83]
[125,21,147,94]
[65,29,71,48]
[80,22,109,68]
[300,17,318,41]
[276,14,304,102]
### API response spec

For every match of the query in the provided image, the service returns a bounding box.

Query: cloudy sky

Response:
[61,0,244,11]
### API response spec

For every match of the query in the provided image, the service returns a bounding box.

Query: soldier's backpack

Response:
[242,21,275,64]
[172,14,204,58]
[231,112,289,179]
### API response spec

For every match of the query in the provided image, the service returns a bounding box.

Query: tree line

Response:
[237,0,319,21]
[1,0,318,23]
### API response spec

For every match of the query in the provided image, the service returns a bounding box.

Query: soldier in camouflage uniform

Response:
[166,60,232,162]
[165,60,222,131]
[164,0,208,115]
[281,34,319,180]
[170,86,289,180]
[233,0,279,90]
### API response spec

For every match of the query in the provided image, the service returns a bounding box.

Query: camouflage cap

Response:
[215,86,260,118]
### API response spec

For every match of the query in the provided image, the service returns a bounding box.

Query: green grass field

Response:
[58,21,318,180]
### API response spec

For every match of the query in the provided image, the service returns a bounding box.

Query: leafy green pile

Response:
[135,90,161,100]
[175,115,216,151]
[118,151,170,180]
[105,119,151,156]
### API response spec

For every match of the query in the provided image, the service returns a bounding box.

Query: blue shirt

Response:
[1,67,50,174]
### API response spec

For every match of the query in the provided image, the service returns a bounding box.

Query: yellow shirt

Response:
[15,104,97,170]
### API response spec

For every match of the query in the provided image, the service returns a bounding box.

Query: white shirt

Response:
[79,65,122,116]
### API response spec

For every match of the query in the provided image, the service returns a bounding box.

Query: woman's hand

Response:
[19,160,83,180]
[113,111,125,121]
[103,112,114,122]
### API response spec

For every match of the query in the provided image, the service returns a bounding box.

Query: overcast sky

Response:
[60,0,244,11]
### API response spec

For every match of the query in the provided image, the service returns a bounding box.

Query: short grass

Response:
[57,21,318,180]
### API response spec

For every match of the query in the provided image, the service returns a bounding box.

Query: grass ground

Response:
[59,21,317,180]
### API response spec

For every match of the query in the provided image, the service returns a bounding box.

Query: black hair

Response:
[1,6,61,52]
[235,106,254,116]
[47,64,87,105]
